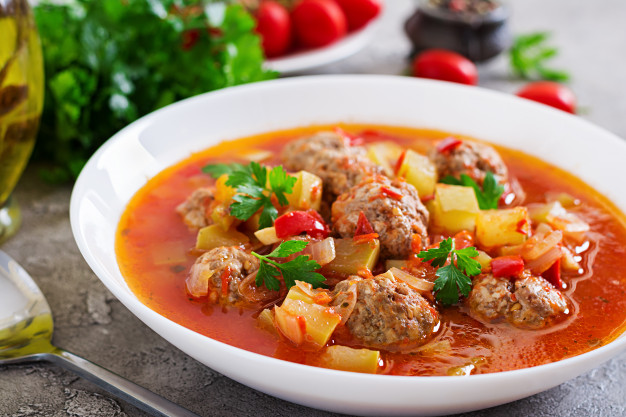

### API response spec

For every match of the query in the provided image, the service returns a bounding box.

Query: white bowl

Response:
[70,75,626,416]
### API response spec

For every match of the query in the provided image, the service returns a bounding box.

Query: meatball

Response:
[176,187,215,229]
[186,246,259,305]
[331,175,429,259]
[508,274,569,329]
[331,274,439,350]
[467,272,569,329]
[429,139,508,185]
[281,131,384,199]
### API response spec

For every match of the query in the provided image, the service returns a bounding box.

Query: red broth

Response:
[115,125,626,375]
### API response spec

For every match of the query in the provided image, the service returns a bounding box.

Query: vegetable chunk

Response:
[428,184,480,233]
[318,345,380,374]
[396,149,438,198]
[476,207,530,247]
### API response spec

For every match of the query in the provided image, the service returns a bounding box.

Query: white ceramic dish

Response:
[264,14,381,74]
[70,75,626,416]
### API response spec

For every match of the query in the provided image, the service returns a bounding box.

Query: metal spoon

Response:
[0,250,199,417]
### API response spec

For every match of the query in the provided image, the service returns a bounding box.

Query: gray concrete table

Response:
[1,0,625,416]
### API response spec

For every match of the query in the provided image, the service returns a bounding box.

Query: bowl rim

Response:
[70,74,626,413]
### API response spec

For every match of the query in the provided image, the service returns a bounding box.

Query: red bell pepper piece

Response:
[491,255,524,279]
[355,211,375,236]
[274,210,330,239]
[436,137,463,153]
[394,149,407,176]
[380,186,403,200]
[542,258,563,289]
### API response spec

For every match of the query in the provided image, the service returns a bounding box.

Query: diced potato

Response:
[215,174,236,203]
[474,250,493,271]
[196,225,249,251]
[386,259,408,270]
[210,202,240,231]
[318,345,380,374]
[322,238,380,276]
[397,149,438,198]
[475,207,530,248]
[254,226,281,245]
[285,285,314,304]
[286,171,323,211]
[257,308,278,335]
[281,299,341,348]
[366,141,404,176]
[428,184,480,233]
[545,192,580,208]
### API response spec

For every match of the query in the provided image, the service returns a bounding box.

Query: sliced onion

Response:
[525,246,562,274]
[333,284,357,325]
[389,267,434,296]
[294,280,316,298]
[186,262,212,298]
[239,271,278,303]
[522,230,563,261]
[301,237,336,266]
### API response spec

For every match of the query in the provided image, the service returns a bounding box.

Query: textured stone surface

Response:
[1,0,625,416]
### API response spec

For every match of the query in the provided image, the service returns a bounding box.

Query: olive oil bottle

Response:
[0,0,44,243]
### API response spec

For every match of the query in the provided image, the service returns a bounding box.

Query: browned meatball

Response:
[331,176,429,259]
[331,275,439,350]
[176,187,215,229]
[281,131,384,199]
[429,140,508,185]
[467,272,569,329]
[186,246,259,305]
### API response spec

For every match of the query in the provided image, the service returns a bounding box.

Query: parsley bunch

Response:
[33,0,275,182]
[509,32,570,82]
[417,238,482,305]
[203,161,296,229]
[252,241,326,291]
[440,171,504,210]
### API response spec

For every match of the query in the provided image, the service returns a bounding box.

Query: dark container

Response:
[405,0,511,62]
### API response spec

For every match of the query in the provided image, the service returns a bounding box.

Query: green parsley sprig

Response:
[509,32,570,82]
[440,171,504,210]
[251,241,326,291]
[417,238,482,305]
[203,161,296,229]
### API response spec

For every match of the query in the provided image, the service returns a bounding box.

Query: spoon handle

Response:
[38,348,200,417]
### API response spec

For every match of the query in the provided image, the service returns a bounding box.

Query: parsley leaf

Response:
[252,241,326,290]
[509,32,570,82]
[203,161,297,229]
[33,1,276,183]
[417,238,482,305]
[440,171,504,210]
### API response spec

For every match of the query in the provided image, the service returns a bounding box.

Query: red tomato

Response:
[412,49,478,85]
[516,81,577,114]
[274,210,330,239]
[336,0,382,31]
[491,256,525,279]
[255,1,292,58]
[292,0,347,48]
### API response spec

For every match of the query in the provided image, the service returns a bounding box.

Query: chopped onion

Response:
[333,284,357,325]
[525,246,562,274]
[522,230,562,261]
[295,280,316,298]
[389,267,434,295]
[301,237,336,266]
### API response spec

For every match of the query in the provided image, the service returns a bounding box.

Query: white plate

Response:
[70,75,626,416]
[264,14,382,74]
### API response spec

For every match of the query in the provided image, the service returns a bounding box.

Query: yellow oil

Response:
[0,0,44,206]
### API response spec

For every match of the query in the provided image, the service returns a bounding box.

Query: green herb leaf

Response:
[509,31,570,82]
[33,1,276,183]
[440,172,503,210]
[202,161,295,227]
[417,238,482,305]
[252,241,325,291]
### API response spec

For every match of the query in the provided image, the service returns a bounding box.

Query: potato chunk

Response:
[476,207,530,247]
[280,298,341,348]
[196,225,249,251]
[286,170,323,211]
[318,345,380,374]
[397,149,438,198]
[428,184,480,233]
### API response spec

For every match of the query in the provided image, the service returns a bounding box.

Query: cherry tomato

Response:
[516,81,577,114]
[412,49,478,85]
[274,210,330,239]
[255,1,292,58]
[335,0,382,31]
[292,0,347,48]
